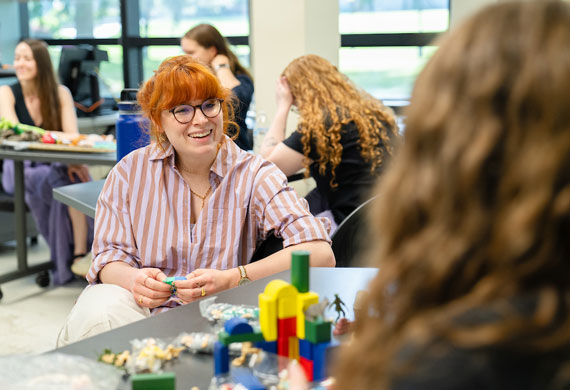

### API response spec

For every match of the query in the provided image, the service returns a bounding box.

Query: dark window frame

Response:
[20,0,449,93]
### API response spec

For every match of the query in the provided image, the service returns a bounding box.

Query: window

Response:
[28,0,120,39]
[339,0,449,100]
[24,0,250,98]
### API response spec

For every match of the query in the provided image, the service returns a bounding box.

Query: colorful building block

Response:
[224,317,254,335]
[277,336,290,357]
[278,317,296,339]
[255,340,277,354]
[259,292,278,341]
[163,276,185,285]
[305,319,332,344]
[218,331,265,345]
[131,372,175,390]
[214,341,229,375]
[296,292,319,339]
[278,295,298,318]
[288,336,299,361]
[299,338,313,360]
[313,342,332,381]
[299,357,314,382]
[291,250,310,292]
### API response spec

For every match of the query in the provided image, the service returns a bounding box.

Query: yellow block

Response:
[278,295,297,318]
[289,336,299,361]
[259,293,277,341]
[263,280,298,300]
[296,292,319,339]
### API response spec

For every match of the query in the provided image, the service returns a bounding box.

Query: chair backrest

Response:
[331,196,377,267]
[249,231,283,263]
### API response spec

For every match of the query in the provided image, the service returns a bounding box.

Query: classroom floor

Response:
[0,237,85,356]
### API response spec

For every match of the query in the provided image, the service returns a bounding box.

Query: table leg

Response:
[14,160,27,270]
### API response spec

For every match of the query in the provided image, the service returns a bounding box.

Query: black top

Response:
[229,73,254,151]
[283,121,388,224]
[391,293,570,390]
[10,82,37,126]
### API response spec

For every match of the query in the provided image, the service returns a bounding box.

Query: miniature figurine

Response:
[305,298,329,322]
[328,294,348,322]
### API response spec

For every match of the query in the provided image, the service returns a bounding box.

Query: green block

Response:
[305,319,331,344]
[218,330,265,346]
[291,250,310,293]
[131,372,175,390]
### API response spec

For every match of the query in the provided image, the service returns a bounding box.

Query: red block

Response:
[278,336,290,357]
[278,317,297,339]
[299,357,314,382]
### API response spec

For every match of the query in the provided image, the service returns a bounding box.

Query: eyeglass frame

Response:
[168,98,224,124]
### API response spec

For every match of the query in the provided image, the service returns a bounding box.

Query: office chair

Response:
[331,196,377,268]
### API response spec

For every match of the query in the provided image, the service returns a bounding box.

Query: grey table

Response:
[53,180,104,219]
[0,147,115,291]
[54,267,377,390]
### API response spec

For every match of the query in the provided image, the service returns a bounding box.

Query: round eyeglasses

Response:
[169,98,224,124]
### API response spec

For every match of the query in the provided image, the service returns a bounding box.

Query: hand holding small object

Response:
[131,268,171,308]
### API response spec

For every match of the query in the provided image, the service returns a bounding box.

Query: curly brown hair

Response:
[282,55,398,187]
[336,2,570,388]
[137,55,237,150]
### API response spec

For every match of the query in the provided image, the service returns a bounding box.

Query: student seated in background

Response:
[57,56,335,347]
[289,1,570,389]
[181,23,254,151]
[0,39,93,283]
[260,55,399,231]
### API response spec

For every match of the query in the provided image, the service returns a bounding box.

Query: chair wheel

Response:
[36,270,50,288]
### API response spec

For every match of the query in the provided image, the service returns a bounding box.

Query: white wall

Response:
[450,0,498,29]
[250,0,339,136]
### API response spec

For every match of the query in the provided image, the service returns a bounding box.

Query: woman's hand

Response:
[131,268,172,309]
[67,164,90,183]
[211,54,230,69]
[276,76,294,110]
[173,268,236,304]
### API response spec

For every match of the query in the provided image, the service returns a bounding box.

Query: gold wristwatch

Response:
[238,265,251,286]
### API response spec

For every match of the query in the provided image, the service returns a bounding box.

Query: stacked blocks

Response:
[215,250,334,386]
[131,372,175,390]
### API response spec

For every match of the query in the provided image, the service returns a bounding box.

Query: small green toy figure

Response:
[328,294,348,322]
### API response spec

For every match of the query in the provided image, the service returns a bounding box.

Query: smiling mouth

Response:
[189,129,212,139]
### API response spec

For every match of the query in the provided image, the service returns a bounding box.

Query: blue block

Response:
[214,341,229,375]
[231,367,266,390]
[224,317,254,335]
[313,342,331,381]
[299,338,313,360]
[255,340,277,354]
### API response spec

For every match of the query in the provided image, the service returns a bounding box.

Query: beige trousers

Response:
[56,284,150,348]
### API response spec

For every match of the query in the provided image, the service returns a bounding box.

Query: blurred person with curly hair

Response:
[289,1,570,389]
[260,55,399,230]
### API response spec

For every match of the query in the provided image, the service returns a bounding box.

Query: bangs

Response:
[153,61,224,111]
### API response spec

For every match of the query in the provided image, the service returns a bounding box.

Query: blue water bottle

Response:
[115,88,150,162]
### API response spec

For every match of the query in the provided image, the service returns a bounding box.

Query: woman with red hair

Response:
[57,56,335,346]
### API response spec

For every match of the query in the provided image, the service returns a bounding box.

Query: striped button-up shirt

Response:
[87,137,330,310]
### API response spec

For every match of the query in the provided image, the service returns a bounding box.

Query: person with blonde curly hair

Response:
[57,56,334,346]
[288,1,570,389]
[260,55,399,229]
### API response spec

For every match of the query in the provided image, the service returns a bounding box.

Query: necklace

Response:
[189,186,212,209]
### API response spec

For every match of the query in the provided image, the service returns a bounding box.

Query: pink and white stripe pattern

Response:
[87,137,330,310]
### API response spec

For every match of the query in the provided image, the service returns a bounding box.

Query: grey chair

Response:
[331,196,377,268]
